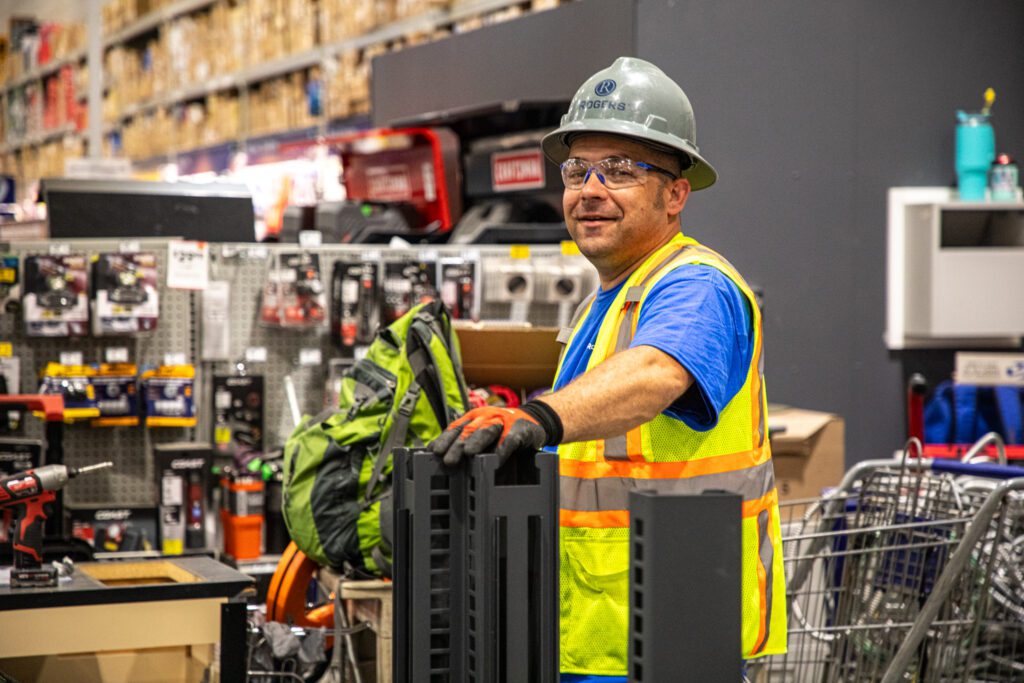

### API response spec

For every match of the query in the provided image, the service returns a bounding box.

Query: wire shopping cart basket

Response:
[755,436,1024,682]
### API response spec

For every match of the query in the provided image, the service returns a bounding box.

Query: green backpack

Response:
[282,300,469,576]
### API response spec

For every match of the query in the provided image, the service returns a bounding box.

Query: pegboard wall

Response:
[0,238,197,505]
[1,239,596,509]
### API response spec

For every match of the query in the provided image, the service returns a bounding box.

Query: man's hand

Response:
[429,406,549,467]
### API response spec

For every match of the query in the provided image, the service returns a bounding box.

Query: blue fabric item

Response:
[995,386,1022,445]
[553,264,753,430]
[923,380,1023,445]
[560,675,627,683]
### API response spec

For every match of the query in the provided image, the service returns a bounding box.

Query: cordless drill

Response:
[1,461,112,587]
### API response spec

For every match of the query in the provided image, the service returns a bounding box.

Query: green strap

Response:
[365,384,420,503]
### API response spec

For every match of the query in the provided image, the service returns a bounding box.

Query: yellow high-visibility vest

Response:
[555,232,787,676]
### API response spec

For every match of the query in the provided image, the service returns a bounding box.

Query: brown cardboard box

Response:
[454,323,560,392]
[768,405,845,502]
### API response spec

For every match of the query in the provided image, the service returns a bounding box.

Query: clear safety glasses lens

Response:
[560,157,652,190]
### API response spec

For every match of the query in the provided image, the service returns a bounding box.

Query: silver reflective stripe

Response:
[556,327,574,344]
[556,290,598,366]
[604,434,629,461]
[754,509,774,655]
[560,458,775,511]
[613,245,694,353]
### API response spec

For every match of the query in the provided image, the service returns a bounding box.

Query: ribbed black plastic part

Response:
[629,490,742,683]
[394,448,559,683]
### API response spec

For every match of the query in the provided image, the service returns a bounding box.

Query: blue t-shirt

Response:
[553,264,753,429]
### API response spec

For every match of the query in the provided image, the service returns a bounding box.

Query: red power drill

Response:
[1,461,112,587]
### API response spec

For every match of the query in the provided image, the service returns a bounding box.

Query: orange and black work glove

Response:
[429,400,564,467]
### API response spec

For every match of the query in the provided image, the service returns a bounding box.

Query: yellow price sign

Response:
[560,241,581,256]
[0,268,15,283]
[0,342,11,358]
[509,245,530,259]
[214,426,232,444]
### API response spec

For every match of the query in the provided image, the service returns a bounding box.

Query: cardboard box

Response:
[768,405,845,502]
[454,323,560,392]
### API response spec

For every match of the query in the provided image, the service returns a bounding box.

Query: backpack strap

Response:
[365,384,421,503]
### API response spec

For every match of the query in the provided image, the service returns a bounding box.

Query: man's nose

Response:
[580,168,608,197]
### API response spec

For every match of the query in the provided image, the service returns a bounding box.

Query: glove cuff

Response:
[520,399,563,447]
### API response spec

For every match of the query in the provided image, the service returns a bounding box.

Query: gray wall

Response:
[637,0,1024,464]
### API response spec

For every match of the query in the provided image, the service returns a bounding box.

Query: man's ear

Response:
[667,177,691,216]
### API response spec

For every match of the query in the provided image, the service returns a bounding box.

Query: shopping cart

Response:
[755,436,1024,682]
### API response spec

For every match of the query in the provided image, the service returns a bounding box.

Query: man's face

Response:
[562,135,689,280]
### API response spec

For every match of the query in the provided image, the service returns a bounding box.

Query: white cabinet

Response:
[887,187,1024,349]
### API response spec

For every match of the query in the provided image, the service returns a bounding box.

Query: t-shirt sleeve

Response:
[629,265,754,431]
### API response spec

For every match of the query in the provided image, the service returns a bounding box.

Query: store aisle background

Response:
[4,0,1024,466]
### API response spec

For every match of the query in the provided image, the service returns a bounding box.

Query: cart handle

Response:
[926,457,1024,479]
[0,394,64,421]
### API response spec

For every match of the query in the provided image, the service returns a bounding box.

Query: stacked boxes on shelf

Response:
[248,70,318,137]
[320,0,394,43]
[2,21,85,86]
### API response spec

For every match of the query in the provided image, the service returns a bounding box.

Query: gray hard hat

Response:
[541,57,717,190]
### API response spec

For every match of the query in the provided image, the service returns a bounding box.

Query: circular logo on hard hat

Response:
[594,79,617,97]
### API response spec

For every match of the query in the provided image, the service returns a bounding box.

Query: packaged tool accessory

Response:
[0,355,23,432]
[260,252,327,328]
[91,363,140,427]
[382,258,437,324]
[0,254,20,314]
[22,254,90,337]
[69,503,157,554]
[331,259,381,356]
[221,469,264,560]
[154,442,212,554]
[39,362,99,420]
[440,257,479,321]
[91,251,160,336]
[141,364,197,427]
[212,374,264,456]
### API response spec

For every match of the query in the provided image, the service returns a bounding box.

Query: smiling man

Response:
[430,57,787,680]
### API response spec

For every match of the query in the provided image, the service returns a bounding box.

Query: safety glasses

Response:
[559,156,678,190]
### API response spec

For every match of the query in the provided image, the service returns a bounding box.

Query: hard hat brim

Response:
[541,119,717,191]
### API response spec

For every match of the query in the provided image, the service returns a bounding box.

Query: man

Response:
[430,57,787,680]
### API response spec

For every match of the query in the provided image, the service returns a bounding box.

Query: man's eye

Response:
[606,168,637,182]
[565,169,587,181]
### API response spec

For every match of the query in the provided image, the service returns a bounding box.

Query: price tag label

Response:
[362,250,381,261]
[0,268,16,284]
[419,249,439,262]
[299,348,322,366]
[167,240,209,290]
[510,245,530,259]
[105,347,129,363]
[245,346,268,363]
[60,351,84,366]
[561,240,581,256]
[49,243,71,256]
[163,352,187,366]
[299,230,323,248]
[0,342,12,358]
[119,240,141,254]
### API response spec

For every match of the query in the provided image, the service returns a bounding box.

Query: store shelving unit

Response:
[1,0,563,198]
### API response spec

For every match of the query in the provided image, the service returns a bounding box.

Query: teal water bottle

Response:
[956,88,997,201]
[956,111,995,200]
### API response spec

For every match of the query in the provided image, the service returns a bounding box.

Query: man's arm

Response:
[537,344,692,443]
